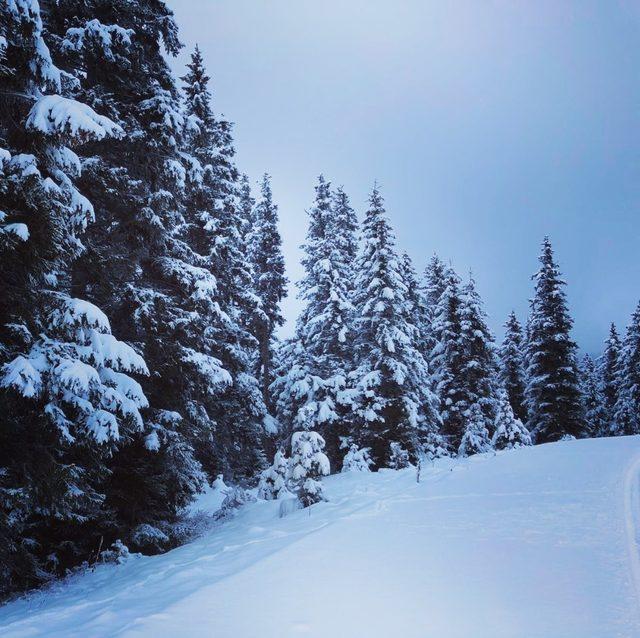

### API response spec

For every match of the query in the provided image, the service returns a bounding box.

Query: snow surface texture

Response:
[1,437,640,638]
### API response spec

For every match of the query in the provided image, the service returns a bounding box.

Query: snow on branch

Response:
[26,95,124,143]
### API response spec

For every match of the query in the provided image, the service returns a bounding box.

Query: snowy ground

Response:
[1,436,640,638]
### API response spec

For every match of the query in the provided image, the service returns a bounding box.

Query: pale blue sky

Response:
[167,0,640,353]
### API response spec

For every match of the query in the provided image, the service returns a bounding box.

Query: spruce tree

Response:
[331,185,359,289]
[399,252,447,459]
[423,254,448,309]
[614,302,640,435]
[44,1,206,552]
[289,430,330,506]
[257,449,290,500]
[579,354,606,437]
[598,323,622,436]
[458,402,491,457]
[238,174,255,247]
[0,0,157,594]
[491,389,532,450]
[401,252,432,362]
[498,311,528,423]
[430,265,465,452]
[524,238,585,442]
[273,176,355,463]
[420,253,448,364]
[350,186,440,466]
[458,274,499,437]
[180,45,267,479]
[248,174,288,410]
[341,444,374,472]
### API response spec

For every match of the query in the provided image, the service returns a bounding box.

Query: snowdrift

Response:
[1,436,639,637]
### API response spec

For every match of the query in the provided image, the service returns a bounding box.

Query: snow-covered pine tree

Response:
[579,354,606,437]
[238,174,255,247]
[273,176,356,463]
[524,238,585,442]
[400,253,431,363]
[430,265,466,452]
[491,389,532,450]
[614,302,640,436]
[289,430,330,506]
[350,186,441,467]
[248,174,288,410]
[297,176,353,355]
[257,449,290,500]
[423,254,449,309]
[179,45,267,479]
[598,323,622,436]
[0,0,159,594]
[399,252,447,459]
[419,254,447,376]
[457,274,499,439]
[341,443,374,472]
[331,185,359,289]
[458,402,491,457]
[419,253,448,368]
[44,1,206,551]
[498,311,528,423]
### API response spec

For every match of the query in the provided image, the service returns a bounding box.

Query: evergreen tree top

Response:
[529,236,574,336]
[331,185,359,264]
[182,44,214,130]
[423,254,448,307]
[249,173,288,329]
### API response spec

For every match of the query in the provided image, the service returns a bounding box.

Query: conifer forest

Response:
[1,3,640,637]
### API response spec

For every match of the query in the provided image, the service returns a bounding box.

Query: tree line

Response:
[1,0,638,600]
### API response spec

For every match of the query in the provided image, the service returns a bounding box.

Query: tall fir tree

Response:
[399,253,447,458]
[180,45,267,479]
[579,354,606,437]
[420,253,448,363]
[614,303,640,436]
[457,274,499,442]
[237,174,255,246]
[423,254,448,308]
[0,0,162,594]
[430,265,465,452]
[598,323,622,436]
[350,186,440,466]
[331,185,359,284]
[248,174,288,411]
[44,1,207,552]
[491,388,532,450]
[273,176,355,463]
[401,252,431,362]
[498,311,528,423]
[525,238,585,442]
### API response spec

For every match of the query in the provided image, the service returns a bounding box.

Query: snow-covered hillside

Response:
[1,437,640,638]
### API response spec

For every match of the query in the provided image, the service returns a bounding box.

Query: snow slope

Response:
[1,436,640,638]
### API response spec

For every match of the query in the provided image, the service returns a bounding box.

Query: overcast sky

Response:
[166,0,640,353]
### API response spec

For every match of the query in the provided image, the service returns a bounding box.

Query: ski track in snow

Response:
[1,437,640,637]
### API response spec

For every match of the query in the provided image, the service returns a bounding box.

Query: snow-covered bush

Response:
[342,444,373,472]
[101,540,131,565]
[220,486,257,513]
[258,450,291,500]
[289,430,330,506]
[423,430,450,461]
[388,442,411,469]
[492,390,532,450]
[458,403,492,457]
[130,524,170,552]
